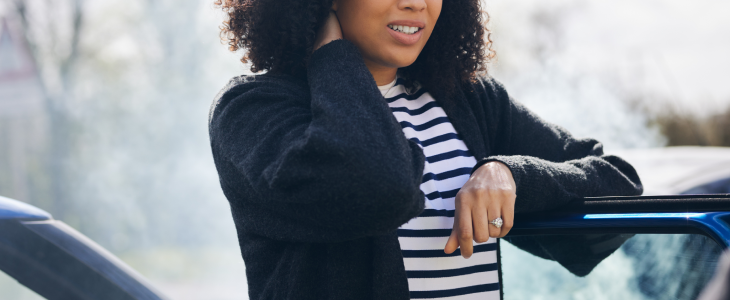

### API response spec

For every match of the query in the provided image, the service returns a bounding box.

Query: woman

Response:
[208,0,643,299]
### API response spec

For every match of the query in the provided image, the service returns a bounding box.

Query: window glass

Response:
[502,234,723,300]
[0,271,44,300]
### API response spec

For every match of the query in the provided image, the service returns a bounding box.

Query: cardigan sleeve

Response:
[208,40,425,243]
[470,78,643,213]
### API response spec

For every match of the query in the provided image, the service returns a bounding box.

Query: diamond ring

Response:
[490,217,503,228]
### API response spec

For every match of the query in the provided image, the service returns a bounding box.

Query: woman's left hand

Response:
[444,161,516,258]
[313,11,343,52]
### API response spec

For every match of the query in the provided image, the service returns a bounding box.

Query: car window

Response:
[682,177,730,194]
[0,271,44,300]
[501,234,723,300]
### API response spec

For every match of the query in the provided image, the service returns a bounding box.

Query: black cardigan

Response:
[208,40,643,300]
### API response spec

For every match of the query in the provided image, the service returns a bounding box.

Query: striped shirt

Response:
[378,77,500,300]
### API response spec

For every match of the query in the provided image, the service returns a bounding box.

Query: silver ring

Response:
[490,217,503,228]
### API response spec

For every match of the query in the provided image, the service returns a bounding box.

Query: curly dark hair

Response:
[215,0,495,97]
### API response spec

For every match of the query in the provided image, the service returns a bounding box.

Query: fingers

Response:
[472,201,491,243]
[444,193,475,258]
[487,202,502,238]
[323,11,343,39]
[326,10,341,30]
[447,159,519,258]
[313,11,344,51]
[498,193,515,238]
[444,227,459,254]
[456,204,474,258]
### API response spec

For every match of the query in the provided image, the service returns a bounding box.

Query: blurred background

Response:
[0,0,727,299]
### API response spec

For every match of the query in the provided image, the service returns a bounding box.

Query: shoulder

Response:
[456,75,515,120]
[208,73,309,125]
[462,75,510,103]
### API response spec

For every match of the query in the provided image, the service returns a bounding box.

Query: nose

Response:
[397,0,427,12]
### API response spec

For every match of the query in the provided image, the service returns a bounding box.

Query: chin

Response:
[383,52,420,69]
[392,60,418,69]
[360,44,423,70]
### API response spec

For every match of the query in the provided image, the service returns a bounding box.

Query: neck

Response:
[364,60,398,86]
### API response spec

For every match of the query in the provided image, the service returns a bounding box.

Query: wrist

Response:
[474,161,516,191]
[475,161,509,175]
[473,159,505,174]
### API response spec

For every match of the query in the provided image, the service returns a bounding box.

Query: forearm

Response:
[472,77,643,213]
[478,154,642,213]
[210,40,427,242]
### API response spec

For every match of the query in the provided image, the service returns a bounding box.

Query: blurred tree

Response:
[11,0,84,90]
[3,0,85,221]
[0,16,50,208]
[4,0,243,255]
[651,106,730,147]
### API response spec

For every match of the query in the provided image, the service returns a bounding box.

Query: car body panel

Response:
[0,196,167,300]
[610,146,730,195]
[0,195,51,221]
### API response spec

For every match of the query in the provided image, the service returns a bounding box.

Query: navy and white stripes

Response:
[379,78,500,300]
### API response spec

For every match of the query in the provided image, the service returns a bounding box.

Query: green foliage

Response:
[650,106,730,147]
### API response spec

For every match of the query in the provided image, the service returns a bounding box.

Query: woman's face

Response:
[334,0,442,71]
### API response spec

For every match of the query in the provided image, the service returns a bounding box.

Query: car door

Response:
[0,196,168,300]
[502,194,730,300]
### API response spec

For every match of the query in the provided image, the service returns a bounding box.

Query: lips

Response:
[387,20,425,45]
[388,20,426,28]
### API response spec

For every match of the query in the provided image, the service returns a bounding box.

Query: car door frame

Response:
[508,194,730,248]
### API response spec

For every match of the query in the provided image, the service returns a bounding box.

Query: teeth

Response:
[388,24,420,35]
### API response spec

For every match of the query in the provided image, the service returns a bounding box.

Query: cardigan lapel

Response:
[432,86,488,160]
